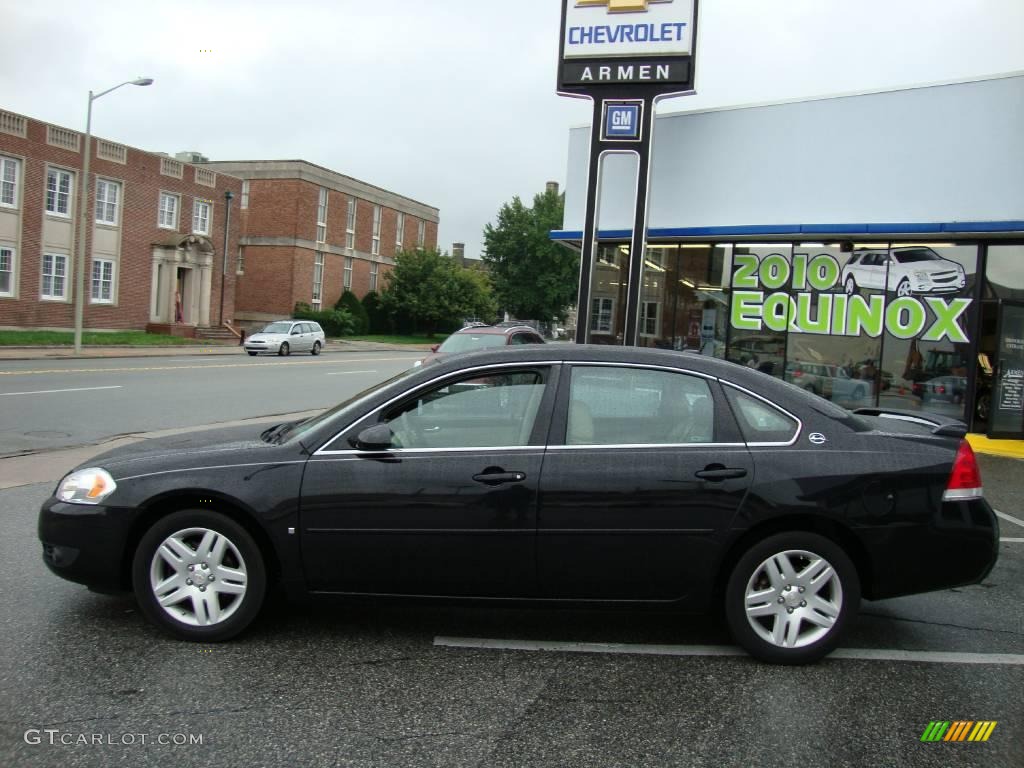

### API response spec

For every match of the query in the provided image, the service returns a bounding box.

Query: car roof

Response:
[452,325,537,336]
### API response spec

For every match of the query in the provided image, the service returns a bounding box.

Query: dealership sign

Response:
[559,0,697,90]
[730,252,973,343]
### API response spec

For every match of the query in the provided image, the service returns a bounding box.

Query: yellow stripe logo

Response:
[576,0,672,13]
[921,721,997,742]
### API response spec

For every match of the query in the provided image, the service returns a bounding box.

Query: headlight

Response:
[914,270,929,280]
[56,468,118,505]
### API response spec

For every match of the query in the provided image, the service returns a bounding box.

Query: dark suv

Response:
[416,325,544,367]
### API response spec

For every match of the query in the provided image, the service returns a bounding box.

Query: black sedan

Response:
[38,346,998,664]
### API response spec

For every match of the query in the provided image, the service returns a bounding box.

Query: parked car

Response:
[244,320,325,356]
[841,247,967,297]
[785,362,871,403]
[416,324,544,367]
[39,345,996,664]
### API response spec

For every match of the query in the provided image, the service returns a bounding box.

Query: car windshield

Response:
[280,366,421,445]
[261,322,292,334]
[438,333,508,353]
[895,249,942,263]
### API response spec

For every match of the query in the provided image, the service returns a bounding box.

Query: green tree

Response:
[361,290,388,334]
[380,248,497,335]
[334,290,369,335]
[482,186,577,321]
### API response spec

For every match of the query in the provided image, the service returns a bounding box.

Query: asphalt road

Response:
[0,350,424,456]
[0,462,1022,767]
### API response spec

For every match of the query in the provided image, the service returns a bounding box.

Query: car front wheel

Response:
[132,509,267,641]
[725,532,859,664]
[246,351,257,357]
[896,278,913,297]
[278,342,290,356]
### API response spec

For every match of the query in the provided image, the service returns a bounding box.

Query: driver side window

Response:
[382,370,547,449]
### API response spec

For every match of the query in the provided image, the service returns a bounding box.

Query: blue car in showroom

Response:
[39,345,997,664]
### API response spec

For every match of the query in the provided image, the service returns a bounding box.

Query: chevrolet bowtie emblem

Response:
[576,0,672,12]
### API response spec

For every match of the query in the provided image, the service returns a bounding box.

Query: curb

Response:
[967,434,1024,461]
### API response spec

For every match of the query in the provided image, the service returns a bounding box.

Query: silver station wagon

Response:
[244,320,325,356]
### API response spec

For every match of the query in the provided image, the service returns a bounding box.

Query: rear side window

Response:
[724,387,799,444]
[566,366,714,445]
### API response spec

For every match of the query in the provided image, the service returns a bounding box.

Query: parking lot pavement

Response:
[3,476,1023,768]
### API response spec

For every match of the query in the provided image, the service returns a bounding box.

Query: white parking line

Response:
[0,385,123,397]
[995,509,1024,530]
[434,636,1024,666]
[327,370,378,376]
[1001,537,1024,543]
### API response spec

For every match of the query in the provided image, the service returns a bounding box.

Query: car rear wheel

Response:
[725,532,859,664]
[311,341,321,356]
[278,342,290,356]
[132,509,267,642]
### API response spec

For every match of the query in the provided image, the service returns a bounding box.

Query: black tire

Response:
[311,341,322,356]
[844,275,857,295]
[725,531,859,664]
[896,278,913,297]
[278,342,290,356]
[976,392,991,422]
[247,351,257,357]
[132,509,267,642]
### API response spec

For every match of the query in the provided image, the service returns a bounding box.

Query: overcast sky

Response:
[2,0,1023,259]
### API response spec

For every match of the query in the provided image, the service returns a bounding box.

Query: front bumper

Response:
[38,497,137,592]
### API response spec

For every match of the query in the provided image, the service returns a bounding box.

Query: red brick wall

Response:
[0,113,241,330]
[235,245,297,318]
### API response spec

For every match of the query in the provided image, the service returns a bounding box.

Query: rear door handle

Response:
[695,467,748,481]
[472,471,526,486]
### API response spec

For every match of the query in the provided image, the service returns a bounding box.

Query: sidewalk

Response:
[0,339,431,360]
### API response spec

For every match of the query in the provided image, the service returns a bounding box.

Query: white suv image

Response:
[841,247,966,297]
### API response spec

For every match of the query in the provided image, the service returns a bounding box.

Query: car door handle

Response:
[472,471,526,486]
[695,467,747,481]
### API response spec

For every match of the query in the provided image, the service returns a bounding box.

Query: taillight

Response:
[943,439,983,501]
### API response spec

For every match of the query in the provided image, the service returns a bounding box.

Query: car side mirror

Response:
[352,423,394,451]
[430,344,439,353]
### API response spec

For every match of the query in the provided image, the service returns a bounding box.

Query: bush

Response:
[293,303,355,337]
[335,291,369,335]
[361,291,389,334]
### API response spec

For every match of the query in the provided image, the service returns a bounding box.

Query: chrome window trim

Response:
[314,361,563,455]
[312,446,545,458]
[549,442,746,451]
[566,360,716,380]
[719,380,803,447]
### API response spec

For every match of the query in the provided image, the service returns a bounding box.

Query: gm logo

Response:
[577,0,672,13]
[602,101,642,141]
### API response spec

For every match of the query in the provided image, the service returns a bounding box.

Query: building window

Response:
[417,220,425,247]
[396,211,405,249]
[91,258,114,303]
[236,246,245,275]
[1,156,19,208]
[94,179,120,225]
[317,187,328,244]
[46,168,72,216]
[192,200,211,235]
[590,297,614,334]
[369,261,378,291]
[346,199,356,250]
[41,253,67,300]
[158,192,179,229]
[640,301,660,337]
[0,246,14,295]
[343,256,353,289]
[371,205,381,256]
[312,251,324,309]
[240,180,249,210]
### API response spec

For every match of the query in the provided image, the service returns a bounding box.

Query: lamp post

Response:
[219,189,234,326]
[73,77,153,354]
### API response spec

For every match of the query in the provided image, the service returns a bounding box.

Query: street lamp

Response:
[219,189,234,326]
[73,77,153,354]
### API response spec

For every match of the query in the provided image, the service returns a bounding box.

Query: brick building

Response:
[201,160,440,331]
[0,108,242,336]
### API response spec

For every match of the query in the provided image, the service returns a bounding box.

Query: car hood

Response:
[247,332,288,342]
[75,422,293,479]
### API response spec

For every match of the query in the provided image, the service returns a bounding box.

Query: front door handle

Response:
[695,467,748,481]
[472,471,526,486]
